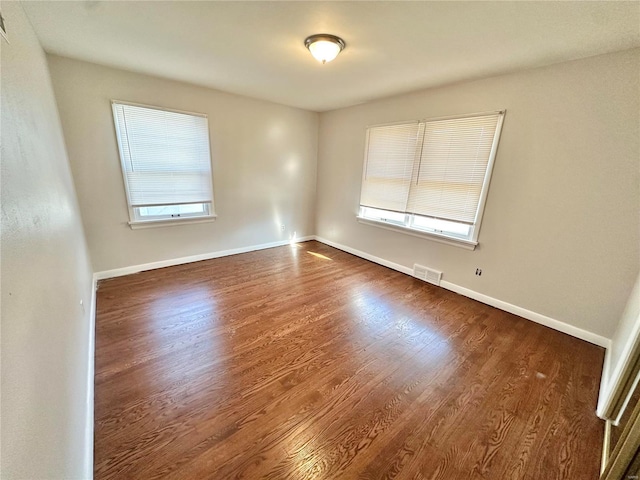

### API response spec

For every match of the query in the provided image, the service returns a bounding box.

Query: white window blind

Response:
[112,102,213,208]
[360,122,421,213]
[407,114,501,224]
[360,112,504,226]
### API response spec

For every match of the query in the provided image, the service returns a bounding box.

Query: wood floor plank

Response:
[94,241,604,479]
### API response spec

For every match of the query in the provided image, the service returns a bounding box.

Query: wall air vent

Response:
[413,264,442,286]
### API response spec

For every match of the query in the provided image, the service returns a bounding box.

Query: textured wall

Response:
[1,2,95,478]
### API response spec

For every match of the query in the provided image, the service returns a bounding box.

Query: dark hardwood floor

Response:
[94,240,605,479]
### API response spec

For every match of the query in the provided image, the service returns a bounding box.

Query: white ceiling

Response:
[22,1,640,112]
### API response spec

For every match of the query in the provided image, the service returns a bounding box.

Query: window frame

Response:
[357,110,505,249]
[111,100,216,229]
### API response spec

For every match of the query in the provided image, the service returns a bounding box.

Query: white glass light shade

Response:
[308,40,341,63]
[304,34,345,64]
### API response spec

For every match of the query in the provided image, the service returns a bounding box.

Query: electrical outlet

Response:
[475,268,482,276]
[281,224,285,231]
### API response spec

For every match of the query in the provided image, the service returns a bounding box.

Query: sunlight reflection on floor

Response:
[348,287,451,367]
[148,287,222,386]
[307,251,332,261]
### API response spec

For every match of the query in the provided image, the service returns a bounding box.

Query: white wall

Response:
[47,55,318,273]
[598,271,640,418]
[316,48,640,340]
[0,2,95,478]
[607,273,640,388]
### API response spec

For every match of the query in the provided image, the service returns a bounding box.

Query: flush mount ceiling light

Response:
[304,34,345,64]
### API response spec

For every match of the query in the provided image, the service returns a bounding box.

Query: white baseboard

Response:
[94,236,315,280]
[314,236,414,276]
[314,236,610,348]
[439,280,610,348]
[83,276,97,480]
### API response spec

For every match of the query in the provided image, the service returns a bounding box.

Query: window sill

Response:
[129,214,217,230]
[356,216,478,250]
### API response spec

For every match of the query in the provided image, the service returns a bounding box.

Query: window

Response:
[358,111,505,247]
[111,101,215,227]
